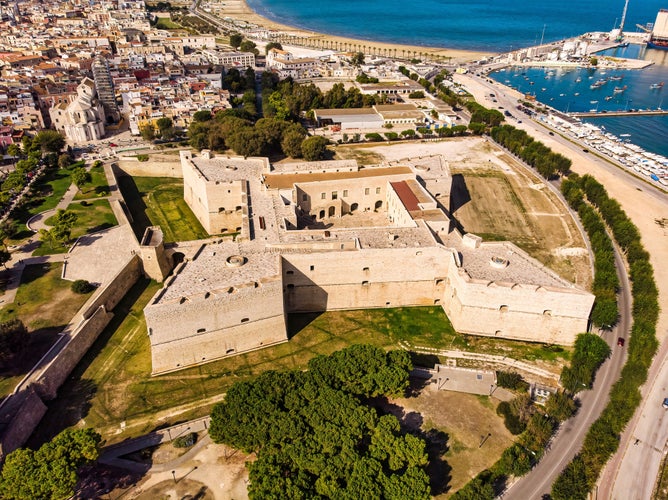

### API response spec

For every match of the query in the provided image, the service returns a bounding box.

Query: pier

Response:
[570,109,668,118]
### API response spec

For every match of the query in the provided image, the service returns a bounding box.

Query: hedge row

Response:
[562,177,619,327]
[490,124,572,179]
[551,174,659,499]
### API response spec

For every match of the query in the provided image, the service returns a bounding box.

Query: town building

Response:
[49,77,105,143]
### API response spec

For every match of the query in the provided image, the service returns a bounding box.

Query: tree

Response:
[71,279,95,294]
[281,128,306,158]
[71,167,91,191]
[139,123,156,141]
[58,153,72,169]
[226,129,267,157]
[229,32,243,49]
[351,52,365,66]
[6,143,21,158]
[301,136,329,161]
[0,427,101,500]
[192,110,212,122]
[156,117,174,139]
[265,41,283,54]
[240,40,259,56]
[33,130,65,153]
[0,319,27,367]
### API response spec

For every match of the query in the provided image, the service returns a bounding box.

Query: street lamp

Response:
[171,470,176,483]
[479,433,492,448]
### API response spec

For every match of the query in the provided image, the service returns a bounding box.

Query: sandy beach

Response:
[209,0,494,63]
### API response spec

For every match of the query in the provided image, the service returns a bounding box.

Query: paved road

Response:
[504,242,631,499]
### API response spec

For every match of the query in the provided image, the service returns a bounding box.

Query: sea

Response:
[244,0,668,157]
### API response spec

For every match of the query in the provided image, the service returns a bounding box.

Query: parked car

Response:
[617,337,625,347]
[663,398,668,409]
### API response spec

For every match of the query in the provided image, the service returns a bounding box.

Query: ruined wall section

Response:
[146,279,287,374]
[282,247,450,312]
[442,264,594,345]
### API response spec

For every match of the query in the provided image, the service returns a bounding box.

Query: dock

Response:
[570,109,668,118]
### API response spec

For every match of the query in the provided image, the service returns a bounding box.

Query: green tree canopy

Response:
[301,135,329,161]
[71,167,91,191]
[0,319,27,367]
[229,33,243,49]
[265,41,283,54]
[33,130,66,153]
[0,427,101,500]
[209,345,426,500]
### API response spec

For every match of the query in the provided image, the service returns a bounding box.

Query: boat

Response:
[590,100,598,104]
[610,75,623,81]
[613,85,627,94]
[574,92,580,96]
[620,133,631,137]
[605,96,613,101]
[590,83,602,89]
[650,82,664,89]
[576,77,582,82]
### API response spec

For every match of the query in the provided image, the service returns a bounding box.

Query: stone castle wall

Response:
[145,279,288,374]
[282,247,449,311]
[116,157,183,178]
[443,265,594,345]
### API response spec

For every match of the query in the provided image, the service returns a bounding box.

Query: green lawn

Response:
[34,200,118,256]
[33,293,571,444]
[117,176,208,243]
[7,162,86,242]
[73,164,110,200]
[0,262,94,398]
[155,17,182,29]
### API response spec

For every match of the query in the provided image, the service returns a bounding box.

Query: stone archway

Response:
[319,209,325,219]
[350,202,359,213]
[328,206,336,217]
[374,200,383,210]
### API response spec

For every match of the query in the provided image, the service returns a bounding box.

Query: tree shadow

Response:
[0,325,66,378]
[409,351,440,369]
[86,223,114,234]
[76,462,143,499]
[17,261,52,284]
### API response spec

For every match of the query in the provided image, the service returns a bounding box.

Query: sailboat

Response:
[650,82,664,90]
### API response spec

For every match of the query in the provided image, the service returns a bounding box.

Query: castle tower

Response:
[91,55,120,124]
[139,226,173,282]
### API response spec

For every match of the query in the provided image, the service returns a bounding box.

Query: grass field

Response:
[117,176,208,243]
[155,17,182,30]
[450,163,592,290]
[73,164,110,200]
[0,262,93,398]
[34,200,118,256]
[33,285,570,446]
[7,162,86,242]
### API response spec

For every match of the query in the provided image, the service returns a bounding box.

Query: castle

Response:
[143,151,595,374]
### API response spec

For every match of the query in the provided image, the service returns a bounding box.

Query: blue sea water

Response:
[244,0,668,157]
[245,0,664,53]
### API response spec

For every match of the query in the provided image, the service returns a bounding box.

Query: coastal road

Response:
[459,70,668,498]
[503,243,631,500]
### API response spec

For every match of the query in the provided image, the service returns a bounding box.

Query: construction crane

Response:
[636,23,653,33]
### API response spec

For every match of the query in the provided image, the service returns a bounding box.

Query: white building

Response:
[49,78,105,144]
[201,50,255,68]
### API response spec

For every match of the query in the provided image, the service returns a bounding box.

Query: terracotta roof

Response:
[390,181,420,211]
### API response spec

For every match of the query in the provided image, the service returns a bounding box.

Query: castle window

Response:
[543,310,552,316]
[376,187,381,194]
[302,194,308,201]
[435,279,443,285]
[218,207,225,212]
[204,292,210,299]
[310,265,315,271]
[343,190,348,197]
[365,188,370,195]
[241,318,249,323]
[363,267,369,272]
[286,270,294,275]
[499,305,508,312]
[287,284,294,289]
[197,328,206,333]
[226,348,235,354]
[434,299,441,305]
[332,191,338,200]
[362,280,369,286]
[321,192,326,200]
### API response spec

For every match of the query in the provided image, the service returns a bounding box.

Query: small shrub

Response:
[173,432,197,448]
[71,280,95,294]
[136,154,149,162]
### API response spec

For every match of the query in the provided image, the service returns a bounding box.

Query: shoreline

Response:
[208,0,494,63]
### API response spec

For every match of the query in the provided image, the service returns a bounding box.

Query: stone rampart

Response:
[0,387,47,460]
[34,305,114,400]
[116,157,183,178]
[81,255,142,319]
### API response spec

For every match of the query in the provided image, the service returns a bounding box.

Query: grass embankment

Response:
[0,263,93,398]
[34,297,570,446]
[117,176,208,243]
